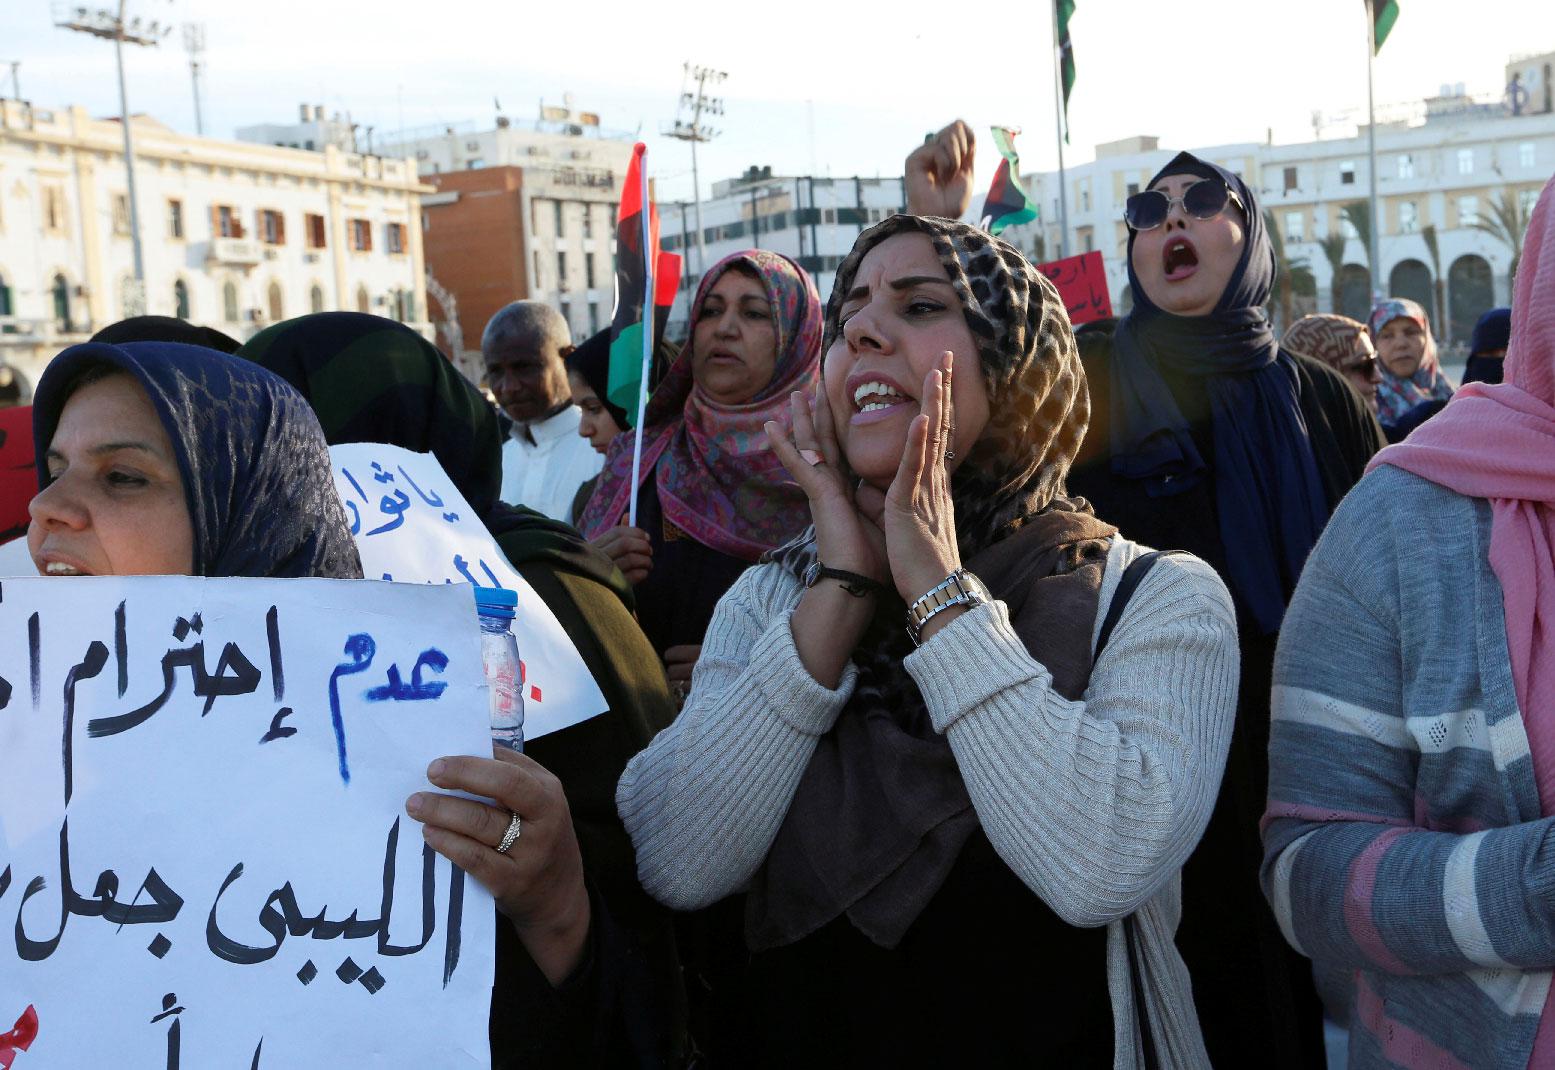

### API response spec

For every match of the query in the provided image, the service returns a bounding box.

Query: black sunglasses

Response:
[1124,178,1245,231]
[1339,353,1380,376]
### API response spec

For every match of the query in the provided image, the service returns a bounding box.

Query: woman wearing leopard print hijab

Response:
[618,215,1237,1067]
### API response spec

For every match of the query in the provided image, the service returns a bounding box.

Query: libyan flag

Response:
[607,143,671,425]
[980,127,1039,235]
[1056,0,1075,142]
[1369,0,1399,53]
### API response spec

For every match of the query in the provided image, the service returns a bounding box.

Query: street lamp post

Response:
[663,63,727,281]
[54,2,170,318]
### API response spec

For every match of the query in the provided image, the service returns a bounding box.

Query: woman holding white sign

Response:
[28,339,639,1067]
[618,216,1239,1065]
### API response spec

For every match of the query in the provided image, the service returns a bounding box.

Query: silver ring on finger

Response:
[495,811,522,854]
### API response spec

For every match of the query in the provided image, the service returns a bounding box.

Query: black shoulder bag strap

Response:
[1095,548,1183,1070]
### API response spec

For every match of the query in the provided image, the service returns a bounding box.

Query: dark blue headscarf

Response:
[1110,151,1328,634]
[33,341,362,579]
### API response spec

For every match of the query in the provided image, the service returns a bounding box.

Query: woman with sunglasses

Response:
[908,127,1384,1067]
[1080,152,1388,1069]
[1282,314,1385,414]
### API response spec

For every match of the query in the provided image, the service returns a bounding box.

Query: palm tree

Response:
[1421,225,1447,342]
[1340,201,1373,300]
[1318,232,1348,315]
[1265,209,1316,332]
[1469,188,1533,283]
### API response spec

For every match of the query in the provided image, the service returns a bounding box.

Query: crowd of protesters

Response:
[1,116,1550,1070]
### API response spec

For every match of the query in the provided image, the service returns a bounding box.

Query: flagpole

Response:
[1366,0,1381,303]
[627,147,655,530]
[1051,0,1069,259]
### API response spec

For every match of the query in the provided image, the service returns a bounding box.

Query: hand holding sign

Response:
[409,747,591,985]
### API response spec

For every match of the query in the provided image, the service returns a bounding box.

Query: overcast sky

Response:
[4,0,1544,201]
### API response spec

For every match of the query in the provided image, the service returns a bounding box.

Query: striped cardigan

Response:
[1262,464,1549,1069]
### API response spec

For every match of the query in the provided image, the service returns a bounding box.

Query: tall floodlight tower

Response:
[183,23,207,136]
[662,63,727,279]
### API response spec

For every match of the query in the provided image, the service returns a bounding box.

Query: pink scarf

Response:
[579,250,821,562]
[1368,175,1555,808]
[1367,176,1555,1063]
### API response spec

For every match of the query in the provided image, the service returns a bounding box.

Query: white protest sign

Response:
[0,577,495,1068]
[0,537,34,576]
[330,442,609,740]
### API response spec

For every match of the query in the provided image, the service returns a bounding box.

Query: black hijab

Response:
[564,329,630,430]
[237,313,629,601]
[1110,152,1328,634]
[91,315,242,354]
[33,341,361,578]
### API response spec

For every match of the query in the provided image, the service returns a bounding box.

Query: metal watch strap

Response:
[905,569,988,645]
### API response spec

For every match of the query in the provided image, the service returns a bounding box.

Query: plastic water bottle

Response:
[474,587,524,752]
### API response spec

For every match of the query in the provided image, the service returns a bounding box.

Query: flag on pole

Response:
[607,142,661,425]
[979,128,1040,235]
[1056,0,1076,143]
[1368,0,1399,53]
[652,251,682,388]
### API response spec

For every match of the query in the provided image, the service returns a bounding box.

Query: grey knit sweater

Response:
[617,537,1237,1069]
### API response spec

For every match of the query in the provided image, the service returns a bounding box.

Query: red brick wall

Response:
[423,167,530,354]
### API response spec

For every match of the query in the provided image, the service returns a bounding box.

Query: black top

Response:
[631,475,752,657]
[697,830,1112,1068]
[1067,347,1385,1070]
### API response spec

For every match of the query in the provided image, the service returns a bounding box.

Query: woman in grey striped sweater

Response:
[616,214,1238,1068]
[1263,175,1555,1068]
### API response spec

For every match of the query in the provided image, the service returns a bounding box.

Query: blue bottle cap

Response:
[472,586,518,619]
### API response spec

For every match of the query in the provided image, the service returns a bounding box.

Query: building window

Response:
[43,186,66,233]
[1078,181,1090,212]
[1284,211,1305,242]
[1457,148,1474,175]
[1125,181,1140,199]
[258,209,285,245]
[1521,188,1541,220]
[1397,154,1414,180]
[1339,161,1356,185]
[553,200,564,238]
[112,194,131,236]
[1398,201,1419,233]
[214,204,242,238]
[222,280,239,322]
[1457,195,1479,227]
[558,250,568,285]
[305,213,327,249]
[560,300,572,328]
[173,278,190,319]
[357,285,370,313]
[585,254,596,289]
[53,274,72,332]
[267,281,284,321]
[0,274,11,317]
[823,208,836,224]
[168,199,184,240]
[582,207,594,240]
[349,219,372,251]
[310,284,325,314]
[1283,167,1298,192]
[1520,142,1537,169]
[588,301,600,335]
[386,222,406,254]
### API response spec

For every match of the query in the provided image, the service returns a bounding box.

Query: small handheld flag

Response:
[980,128,1040,235]
[607,143,661,425]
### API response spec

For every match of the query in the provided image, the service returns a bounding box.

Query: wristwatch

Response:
[905,569,991,645]
[802,562,884,599]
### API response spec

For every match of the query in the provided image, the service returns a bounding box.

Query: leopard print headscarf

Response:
[750,216,1111,951]
[773,213,1092,577]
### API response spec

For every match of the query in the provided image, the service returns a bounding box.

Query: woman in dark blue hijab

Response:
[1063,152,1385,1068]
[29,340,361,579]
